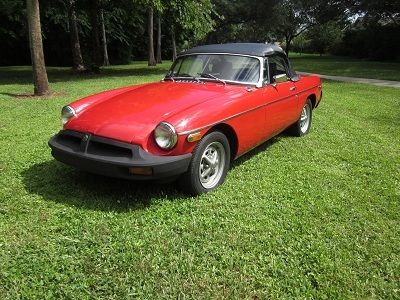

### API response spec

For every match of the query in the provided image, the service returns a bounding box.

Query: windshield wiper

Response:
[197,73,226,86]
[164,73,201,82]
[164,75,175,82]
[174,73,201,82]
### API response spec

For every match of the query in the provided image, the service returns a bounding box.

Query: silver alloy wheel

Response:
[300,104,311,133]
[199,141,226,189]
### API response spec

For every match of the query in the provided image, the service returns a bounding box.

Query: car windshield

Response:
[166,54,260,84]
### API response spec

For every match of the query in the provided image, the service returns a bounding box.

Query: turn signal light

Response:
[187,132,202,142]
[129,167,153,176]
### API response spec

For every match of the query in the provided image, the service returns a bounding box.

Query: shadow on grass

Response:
[21,133,288,212]
[0,92,35,98]
[21,160,185,212]
[0,91,67,99]
[0,66,168,85]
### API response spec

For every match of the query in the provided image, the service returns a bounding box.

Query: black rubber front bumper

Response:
[48,130,192,180]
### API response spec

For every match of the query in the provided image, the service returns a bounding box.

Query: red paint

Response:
[65,75,321,158]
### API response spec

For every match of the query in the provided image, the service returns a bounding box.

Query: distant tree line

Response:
[0,0,398,95]
[290,1,400,60]
[206,0,399,60]
[2,0,399,67]
[0,0,214,68]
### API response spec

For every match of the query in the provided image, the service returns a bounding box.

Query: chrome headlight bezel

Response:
[61,105,76,125]
[154,122,178,150]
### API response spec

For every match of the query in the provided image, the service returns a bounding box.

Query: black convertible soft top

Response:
[182,43,285,57]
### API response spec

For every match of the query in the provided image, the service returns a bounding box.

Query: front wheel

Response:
[291,99,313,137]
[178,131,230,195]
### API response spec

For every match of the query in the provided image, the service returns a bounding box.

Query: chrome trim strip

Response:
[177,52,261,59]
[296,85,319,96]
[172,77,257,87]
[178,84,320,136]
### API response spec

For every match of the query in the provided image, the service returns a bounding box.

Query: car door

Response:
[262,55,299,137]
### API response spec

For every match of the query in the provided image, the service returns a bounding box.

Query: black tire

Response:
[290,99,313,137]
[178,131,230,196]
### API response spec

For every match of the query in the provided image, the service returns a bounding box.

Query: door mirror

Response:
[273,73,289,84]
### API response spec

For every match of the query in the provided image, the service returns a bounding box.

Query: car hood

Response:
[66,81,247,144]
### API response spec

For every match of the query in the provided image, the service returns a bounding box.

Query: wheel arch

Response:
[308,94,317,108]
[206,123,238,161]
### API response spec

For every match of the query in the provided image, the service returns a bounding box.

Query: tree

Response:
[91,0,147,64]
[307,21,343,55]
[0,0,29,66]
[351,0,400,25]
[171,25,177,61]
[291,34,310,54]
[163,0,215,59]
[67,0,85,71]
[147,7,156,66]
[272,0,348,56]
[100,9,110,65]
[26,0,49,95]
[89,0,102,68]
[205,0,279,44]
[3,0,216,67]
[156,14,162,64]
[273,0,311,56]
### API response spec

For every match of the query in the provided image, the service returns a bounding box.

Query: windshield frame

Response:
[166,53,264,88]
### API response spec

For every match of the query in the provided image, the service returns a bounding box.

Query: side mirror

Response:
[291,74,300,82]
[273,73,289,84]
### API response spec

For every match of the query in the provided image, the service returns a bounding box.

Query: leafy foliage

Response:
[351,0,400,24]
[336,22,400,60]
[1,0,399,66]
[306,22,343,55]
[0,0,28,65]
[162,0,215,51]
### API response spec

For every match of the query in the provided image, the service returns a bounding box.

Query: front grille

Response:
[55,131,134,159]
[56,133,81,151]
[87,140,132,159]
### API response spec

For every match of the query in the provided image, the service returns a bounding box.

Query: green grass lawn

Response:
[0,63,399,299]
[290,53,400,81]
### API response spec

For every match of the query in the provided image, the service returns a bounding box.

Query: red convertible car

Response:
[49,43,322,195]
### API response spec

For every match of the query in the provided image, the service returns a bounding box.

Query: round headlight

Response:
[154,122,177,150]
[61,106,76,125]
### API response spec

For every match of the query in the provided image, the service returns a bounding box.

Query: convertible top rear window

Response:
[168,54,260,84]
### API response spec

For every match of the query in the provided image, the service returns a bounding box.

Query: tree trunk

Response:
[26,0,49,96]
[171,26,177,61]
[148,7,156,66]
[156,14,162,64]
[285,35,292,57]
[89,0,102,69]
[67,0,85,72]
[100,9,110,66]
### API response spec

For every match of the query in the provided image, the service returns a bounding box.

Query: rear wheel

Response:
[178,131,230,195]
[291,99,312,136]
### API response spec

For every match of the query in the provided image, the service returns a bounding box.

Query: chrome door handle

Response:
[290,86,296,91]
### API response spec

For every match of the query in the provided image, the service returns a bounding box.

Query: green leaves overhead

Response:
[1,0,398,66]
[164,0,215,41]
